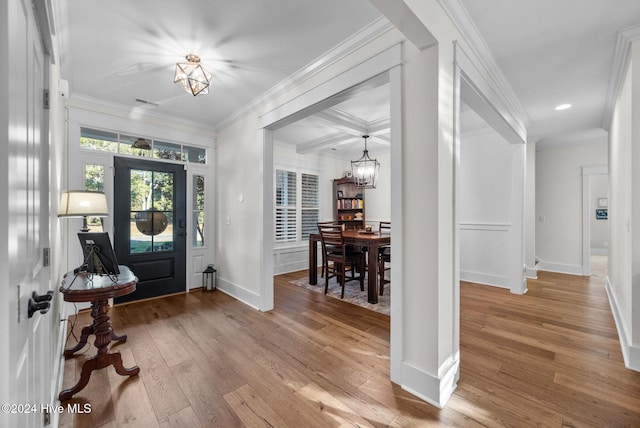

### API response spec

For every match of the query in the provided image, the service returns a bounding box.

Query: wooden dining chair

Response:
[317,221,340,278]
[318,223,365,298]
[378,221,391,295]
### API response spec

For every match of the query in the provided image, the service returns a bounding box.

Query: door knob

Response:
[28,290,54,318]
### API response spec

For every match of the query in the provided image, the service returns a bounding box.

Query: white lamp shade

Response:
[58,191,109,217]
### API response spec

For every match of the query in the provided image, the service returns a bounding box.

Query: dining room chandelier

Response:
[174,54,211,96]
[351,135,380,189]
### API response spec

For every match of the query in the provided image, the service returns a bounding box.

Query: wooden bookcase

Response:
[333,177,365,230]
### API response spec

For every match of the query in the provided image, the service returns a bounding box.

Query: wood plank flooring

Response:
[59,270,640,427]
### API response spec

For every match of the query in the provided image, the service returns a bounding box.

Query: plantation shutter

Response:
[301,173,319,241]
[275,170,297,242]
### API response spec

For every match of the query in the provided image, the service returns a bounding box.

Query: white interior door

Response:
[5,0,51,426]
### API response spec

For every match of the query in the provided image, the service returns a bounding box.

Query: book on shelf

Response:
[336,198,363,210]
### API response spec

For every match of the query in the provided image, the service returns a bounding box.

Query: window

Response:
[84,164,105,232]
[80,127,207,164]
[275,169,320,244]
[301,173,319,240]
[193,175,205,247]
[275,170,297,242]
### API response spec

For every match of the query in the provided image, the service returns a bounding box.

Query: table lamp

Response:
[58,190,109,232]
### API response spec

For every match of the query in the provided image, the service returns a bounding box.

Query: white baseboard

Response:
[605,276,640,371]
[590,248,609,256]
[273,260,309,275]
[459,270,508,289]
[535,260,583,276]
[216,277,261,310]
[400,355,459,409]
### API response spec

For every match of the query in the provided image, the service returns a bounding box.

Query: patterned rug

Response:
[289,274,390,316]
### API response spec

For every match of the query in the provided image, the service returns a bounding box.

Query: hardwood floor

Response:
[59,270,640,427]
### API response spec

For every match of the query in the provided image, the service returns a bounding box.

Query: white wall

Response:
[459,124,513,289]
[607,42,640,370]
[536,141,608,274]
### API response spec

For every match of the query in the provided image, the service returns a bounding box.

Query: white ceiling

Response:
[57,0,640,154]
[460,0,640,146]
[58,0,382,129]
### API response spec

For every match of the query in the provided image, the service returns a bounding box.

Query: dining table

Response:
[308,229,391,304]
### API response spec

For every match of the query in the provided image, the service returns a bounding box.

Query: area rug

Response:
[289,274,390,316]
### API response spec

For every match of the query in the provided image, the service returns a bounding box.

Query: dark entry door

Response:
[114,157,186,303]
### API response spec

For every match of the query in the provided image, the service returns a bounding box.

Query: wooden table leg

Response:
[367,242,379,304]
[59,299,139,401]
[64,302,129,358]
[63,302,100,357]
[309,236,318,285]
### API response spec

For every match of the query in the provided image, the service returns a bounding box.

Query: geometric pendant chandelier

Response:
[174,54,212,96]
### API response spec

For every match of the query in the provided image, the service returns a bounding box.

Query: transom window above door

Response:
[80,127,207,164]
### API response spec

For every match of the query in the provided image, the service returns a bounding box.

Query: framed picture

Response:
[77,232,120,275]
[595,209,608,220]
[337,190,344,198]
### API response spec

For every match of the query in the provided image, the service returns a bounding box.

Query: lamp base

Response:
[80,215,90,233]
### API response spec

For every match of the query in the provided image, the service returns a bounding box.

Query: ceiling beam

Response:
[316,109,390,136]
[296,133,359,154]
[296,111,391,154]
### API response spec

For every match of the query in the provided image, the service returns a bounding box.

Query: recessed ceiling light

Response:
[555,103,572,111]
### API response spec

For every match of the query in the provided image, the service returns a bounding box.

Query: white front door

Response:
[3,0,51,426]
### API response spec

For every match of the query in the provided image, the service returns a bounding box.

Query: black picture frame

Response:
[77,232,120,275]
[595,208,608,220]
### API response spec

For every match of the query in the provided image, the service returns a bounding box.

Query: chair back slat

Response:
[318,224,344,256]
[379,221,391,234]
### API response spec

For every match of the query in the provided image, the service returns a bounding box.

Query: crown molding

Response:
[66,94,217,136]
[602,24,640,131]
[438,0,530,129]
[535,128,608,151]
[215,16,395,132]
